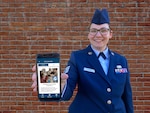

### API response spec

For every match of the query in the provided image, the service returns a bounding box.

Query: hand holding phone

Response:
[36,53,61,101]
[31,65,37,92]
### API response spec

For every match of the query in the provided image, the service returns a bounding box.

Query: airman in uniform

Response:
[32,8,134,113]
[61,8,134,113]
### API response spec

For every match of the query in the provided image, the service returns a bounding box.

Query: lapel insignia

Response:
[111,52,114,56]
[88,52,92,55]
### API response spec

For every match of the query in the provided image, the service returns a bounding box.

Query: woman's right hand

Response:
[31,65,37,92]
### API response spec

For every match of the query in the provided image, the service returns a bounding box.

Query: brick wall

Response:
[0,0,149,113]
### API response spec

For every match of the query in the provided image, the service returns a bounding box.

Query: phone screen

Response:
[36,53,61,101]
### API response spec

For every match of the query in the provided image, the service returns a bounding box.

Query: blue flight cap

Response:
[91,9,110,24]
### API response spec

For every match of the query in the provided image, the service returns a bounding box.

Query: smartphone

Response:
[36,53,61,101]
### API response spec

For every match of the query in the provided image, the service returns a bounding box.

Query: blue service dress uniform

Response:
[61,45,134,113]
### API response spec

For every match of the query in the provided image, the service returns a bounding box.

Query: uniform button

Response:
[107,88,111,92]
[107,100,112,104]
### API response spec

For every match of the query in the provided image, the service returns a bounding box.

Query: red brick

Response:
[0,1,149,113]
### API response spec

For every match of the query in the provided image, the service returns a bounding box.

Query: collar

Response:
[91,45,109,59]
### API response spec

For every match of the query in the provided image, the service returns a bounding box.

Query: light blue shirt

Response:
[91,45,110,75]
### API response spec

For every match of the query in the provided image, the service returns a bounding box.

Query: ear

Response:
[109,30,113,39]
[87,33,91,40]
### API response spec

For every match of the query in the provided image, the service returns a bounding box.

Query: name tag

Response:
[84,67,95,73]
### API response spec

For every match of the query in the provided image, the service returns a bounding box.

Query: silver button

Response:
[107,88,111,92]
[107,100,112,104]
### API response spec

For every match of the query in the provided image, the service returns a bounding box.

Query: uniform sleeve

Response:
[122,58,134,113]
[61,52,79,100]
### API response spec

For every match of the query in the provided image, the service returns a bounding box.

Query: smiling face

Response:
[88,23,113,52]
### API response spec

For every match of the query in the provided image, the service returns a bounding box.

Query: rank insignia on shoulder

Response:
[64,66,70,74]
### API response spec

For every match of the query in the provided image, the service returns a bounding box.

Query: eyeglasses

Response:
[89,28,110,36]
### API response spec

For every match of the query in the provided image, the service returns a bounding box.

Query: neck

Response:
[94,46,108,52]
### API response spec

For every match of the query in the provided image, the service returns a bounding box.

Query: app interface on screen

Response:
[37,57,60,99]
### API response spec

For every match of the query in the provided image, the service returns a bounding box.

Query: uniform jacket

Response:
[61,45,134,113]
